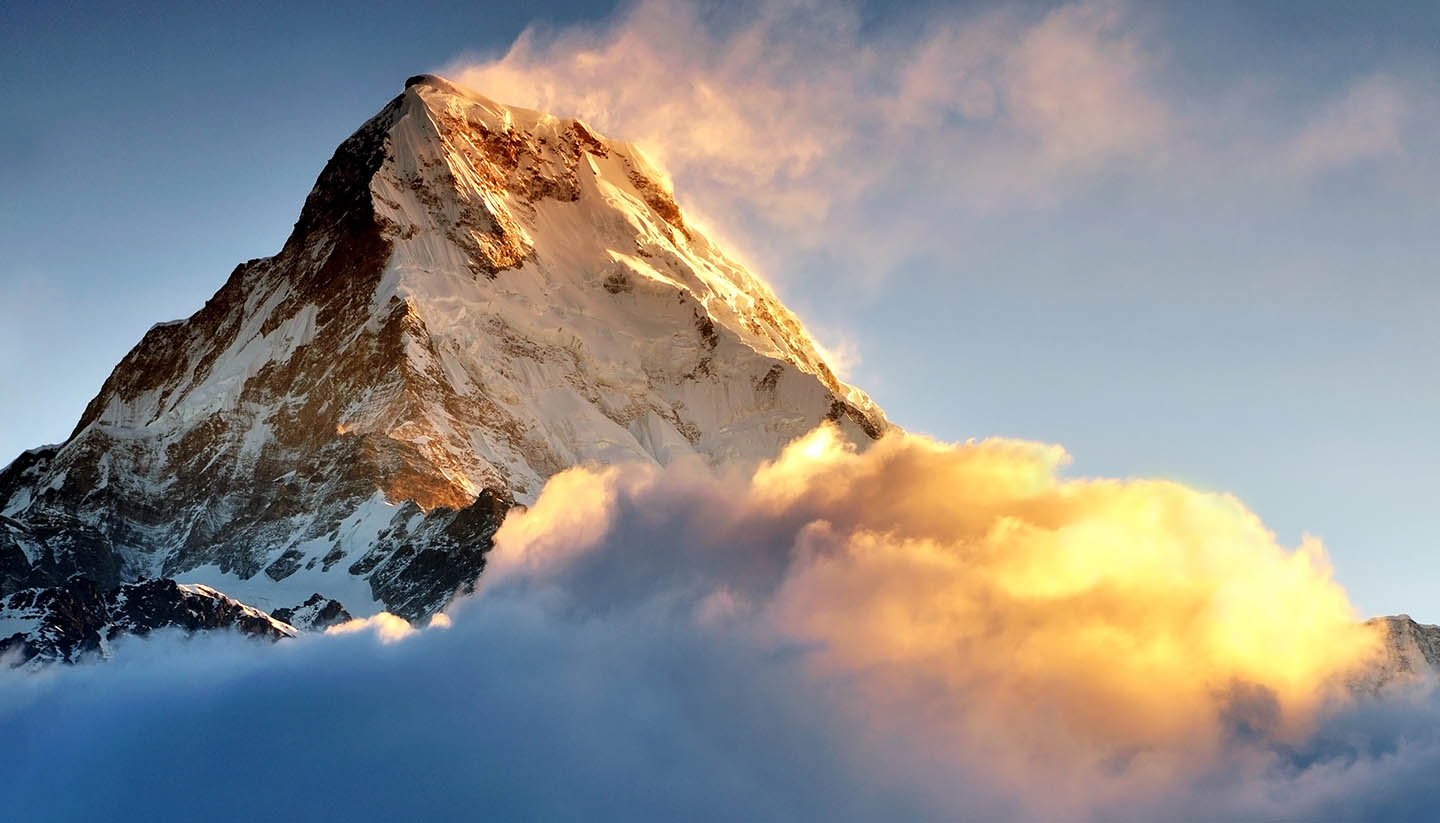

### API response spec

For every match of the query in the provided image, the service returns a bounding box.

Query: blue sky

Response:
[3,0,1439,620]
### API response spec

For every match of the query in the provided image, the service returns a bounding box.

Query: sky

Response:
[3,0,1440,623]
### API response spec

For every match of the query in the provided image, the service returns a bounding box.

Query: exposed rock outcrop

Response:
[0,576,295,667]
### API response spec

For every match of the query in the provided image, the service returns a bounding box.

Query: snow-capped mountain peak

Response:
[0,75,884,621]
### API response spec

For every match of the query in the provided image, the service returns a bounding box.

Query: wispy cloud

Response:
[448,0,1174,277]
[446,0,1433,291]
[1286,73,1412,175]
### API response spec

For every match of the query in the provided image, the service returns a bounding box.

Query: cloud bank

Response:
[485,424,1389,814]
[8,425,1440,820]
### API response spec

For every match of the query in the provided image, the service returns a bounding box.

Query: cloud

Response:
[1005,1,1170,166]
[1286,74,1412,175]
[447,0,1176,282]
[324,611,419,643]
[1,591,942,821]
[5,423,1440,819]
[444,0,1436,294]
[485,424,1388,806]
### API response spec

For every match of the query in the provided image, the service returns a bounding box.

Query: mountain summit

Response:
[0,75,885,622]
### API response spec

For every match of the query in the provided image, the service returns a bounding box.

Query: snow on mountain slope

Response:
[361,75,885,498]
[0,576,296,668]
[0,75,886,621]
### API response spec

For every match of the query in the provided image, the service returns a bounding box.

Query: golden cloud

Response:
[488,423,1383,804]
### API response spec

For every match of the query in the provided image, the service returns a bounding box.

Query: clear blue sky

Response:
[3,0,1439,620]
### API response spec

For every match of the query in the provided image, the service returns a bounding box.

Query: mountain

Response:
[0,75,885,625]
[0,576,296,668]
[1355,615,1440,691]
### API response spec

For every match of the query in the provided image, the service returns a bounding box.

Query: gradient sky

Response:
[3,0,1438,620]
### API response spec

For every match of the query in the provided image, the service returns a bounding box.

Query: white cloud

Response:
[325,612,417,643]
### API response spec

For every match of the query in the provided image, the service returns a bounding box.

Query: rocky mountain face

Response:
[0,576,296,668]
[0,74,885,626]
[269,593,353,632]
[1356,615,1440,691]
